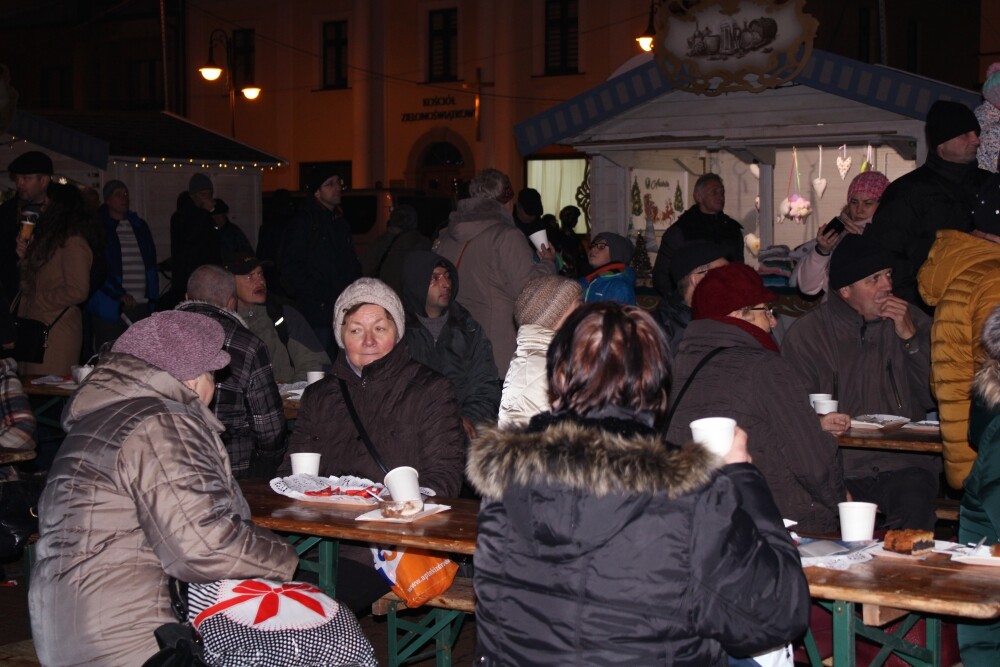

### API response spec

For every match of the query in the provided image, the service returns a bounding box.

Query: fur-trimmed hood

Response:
[467,413,721,555]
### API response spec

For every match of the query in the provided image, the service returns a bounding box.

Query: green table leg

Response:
[832,600,857,667]
[31,396,64,430]
[284,534,339,598]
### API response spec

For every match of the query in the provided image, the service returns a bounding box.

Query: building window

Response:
[323,20,349,89]
[428,8,457,82]
[232,28,256,91]
[40,66,73,109]
[545,0,578,75]
[127,59,163,110]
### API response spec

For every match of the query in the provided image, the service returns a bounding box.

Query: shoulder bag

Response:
[662,346,728,432]
[9,293,70,364]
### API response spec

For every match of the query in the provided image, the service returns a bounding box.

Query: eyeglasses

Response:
[750,306,776,318]
[592,241,609,250]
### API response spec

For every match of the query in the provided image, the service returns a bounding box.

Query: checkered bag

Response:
[187,579,377,667]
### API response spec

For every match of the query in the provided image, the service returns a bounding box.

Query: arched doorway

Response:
[406,129,473,194]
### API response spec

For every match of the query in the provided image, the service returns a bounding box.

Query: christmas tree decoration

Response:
[674,183,684,211]
[631,177,643,217]
[631,231,653,285]
[861,145,873,173]
[779,147,812,222]
[836,144,852,180]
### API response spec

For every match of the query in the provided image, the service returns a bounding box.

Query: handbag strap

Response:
[338,377,390,475]
[11,291,71,327]
[663,346,729,431]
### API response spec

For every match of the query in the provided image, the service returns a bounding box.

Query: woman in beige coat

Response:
[15,183,93,375]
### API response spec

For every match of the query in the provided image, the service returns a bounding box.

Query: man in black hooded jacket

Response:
[400,250,500,440]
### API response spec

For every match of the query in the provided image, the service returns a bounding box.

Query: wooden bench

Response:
[372,577,475,667]
[935,498,959,523]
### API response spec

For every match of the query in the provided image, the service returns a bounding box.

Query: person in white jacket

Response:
[498,276,581,428]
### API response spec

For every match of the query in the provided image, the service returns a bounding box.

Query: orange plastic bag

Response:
[371,546,458,607]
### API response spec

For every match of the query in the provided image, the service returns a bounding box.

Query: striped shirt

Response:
[116,220,147,303]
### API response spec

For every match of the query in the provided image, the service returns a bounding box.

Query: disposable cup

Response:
[808,393,832,408]
[19,220,35,241]
[528,229,549,252]
[838,501,878,541]
[384,465,421,503]
[290,452,321,476]
[306,371,325,385]
[689,417,736,456]
[71,365,94,384]
[813,399,839,415]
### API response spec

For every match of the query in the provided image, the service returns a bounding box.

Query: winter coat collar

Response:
[332,340,411,383]
[176,299,249,329]
[925,151,982,185]
[583,261,627,282]
[445,198,514,238]
[467,411,719,501]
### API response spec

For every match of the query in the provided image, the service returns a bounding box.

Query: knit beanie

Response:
[669,240,726,283]
[332,278,405,348]
[517,188,543,218]
[593,232,634,265]
[926,100,980,148]
[8,151,53,176]
[691,263,776,320]
[973,173,1000,236]
[112,311,230,382]
[847,171,890,201]
[102,180,127,201]
[188,172,213,195]
[985,63,1000,111]
[828,233,893,290]
[306,164,340,195]
[515,276,583,329]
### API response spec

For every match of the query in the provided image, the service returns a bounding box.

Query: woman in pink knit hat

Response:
[792,170,891,295]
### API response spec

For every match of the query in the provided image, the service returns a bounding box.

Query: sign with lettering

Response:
[654,0,818,96]
[401,95,475,123]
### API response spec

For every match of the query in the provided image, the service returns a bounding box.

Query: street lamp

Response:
[636,0,657,52]
[199,28,260,136]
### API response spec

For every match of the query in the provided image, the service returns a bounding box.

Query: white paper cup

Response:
[689,417,736,456]
[306,371,325,385]
[384,465,422,503]
[528,229,549,252]
[813,399,839,415]
[71,365,94,384]
[838,501,878,541]
[808,393,832,408]
[290,452,321,476]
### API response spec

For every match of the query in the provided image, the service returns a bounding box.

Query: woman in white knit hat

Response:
[498,275,583,428]
[280,277,466,611]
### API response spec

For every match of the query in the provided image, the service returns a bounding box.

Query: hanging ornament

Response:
[836,144,852,180]
[744,232,761,257]
[861,145,873,173]
[812,145,827,199]
[674,182,684,211]
[780,147,813,222]
[630,177,643,217]
[749,163,760,179]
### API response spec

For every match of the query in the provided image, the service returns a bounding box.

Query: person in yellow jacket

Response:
[919,224,1000,488]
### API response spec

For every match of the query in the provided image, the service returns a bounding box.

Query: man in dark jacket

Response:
[278,166,362,356]
[866,99,990,312]
[87,180,159,350]
[177,265,286,479]
[652,173,744,297]
[782,234,939,530]
[401,251,500,439]
[165,173,222,309]
[361,204,431,295]
[1,151,52,302]
[654,240,728,356]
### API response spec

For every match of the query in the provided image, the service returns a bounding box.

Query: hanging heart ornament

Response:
[836,155,852,180]
[812,177,827,198]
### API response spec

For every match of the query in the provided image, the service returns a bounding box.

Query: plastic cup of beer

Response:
[290,452,321,476]
[19,211,38,241]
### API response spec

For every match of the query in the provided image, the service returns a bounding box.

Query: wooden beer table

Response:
[837,427,943,454]
[21,375,74,430]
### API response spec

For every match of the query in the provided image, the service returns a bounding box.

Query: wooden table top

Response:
[21,375,75,397]
[0,448,36,465]
[806,553,1000,619]
[836,427,942,453]
[240,479,480,554]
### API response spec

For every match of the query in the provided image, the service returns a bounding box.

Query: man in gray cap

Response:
[782,234,938,531]
[278,165,361,357]
[866,99,991,312]
[86,180,159,350]
[1,151,53,301]
[165,173,223,308]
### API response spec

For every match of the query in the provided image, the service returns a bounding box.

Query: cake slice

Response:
[883,529,935,555]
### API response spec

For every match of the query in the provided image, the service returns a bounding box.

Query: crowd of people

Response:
[3,92,1000,665]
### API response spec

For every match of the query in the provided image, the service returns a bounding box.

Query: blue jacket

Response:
[86,206,159,322]
[580,262,637,305]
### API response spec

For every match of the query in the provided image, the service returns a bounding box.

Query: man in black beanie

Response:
[866,99,990,313]
[277,166,361,357]
[1,151,53,302]
[783,233,938,531]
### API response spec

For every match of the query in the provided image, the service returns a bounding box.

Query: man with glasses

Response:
[228,254,330,384]
[783,234,938,530]
[400,251,500,441]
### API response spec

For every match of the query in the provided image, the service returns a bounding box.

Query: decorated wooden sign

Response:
[655,0,818,96]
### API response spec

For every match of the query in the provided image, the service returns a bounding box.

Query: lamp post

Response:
[636,0,657,52]
[199,28,260,137]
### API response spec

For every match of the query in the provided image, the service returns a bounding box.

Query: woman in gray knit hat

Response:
[280,277,466,611]
[498,275,583,428]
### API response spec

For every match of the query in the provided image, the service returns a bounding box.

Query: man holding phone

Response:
[793,171,890,295]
